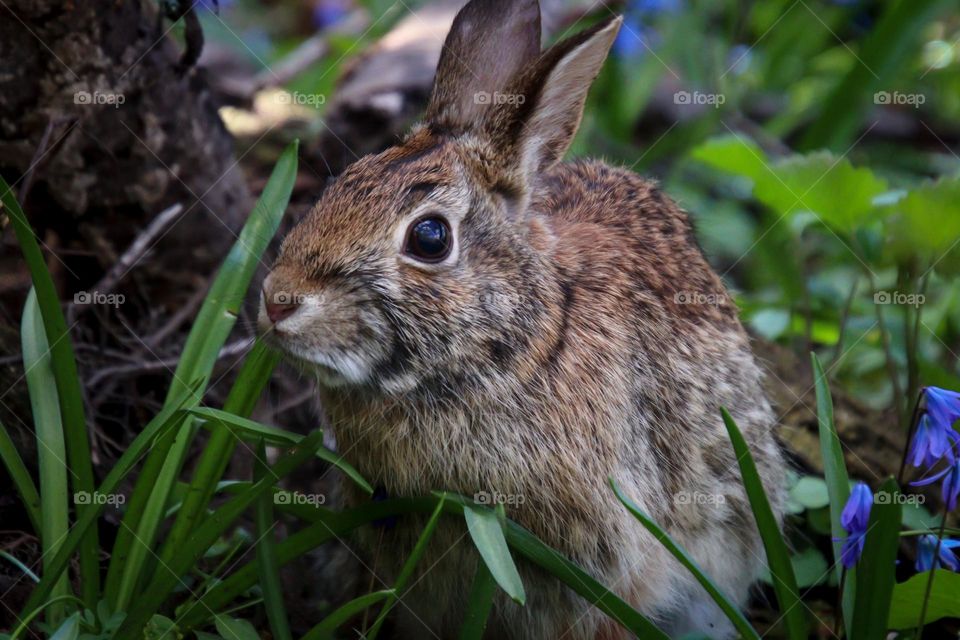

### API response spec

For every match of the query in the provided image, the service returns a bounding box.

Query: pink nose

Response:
[264,291,300,324]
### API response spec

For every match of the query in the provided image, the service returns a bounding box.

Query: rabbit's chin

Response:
[271,340,371,389]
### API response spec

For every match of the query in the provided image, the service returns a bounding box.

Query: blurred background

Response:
[2,0,960,634]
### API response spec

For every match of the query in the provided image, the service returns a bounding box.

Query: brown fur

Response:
[260,1,784,637]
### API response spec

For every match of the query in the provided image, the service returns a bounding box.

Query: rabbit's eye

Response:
[404,215,452,263]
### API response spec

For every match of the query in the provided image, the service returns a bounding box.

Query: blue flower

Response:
[838,483,872,568]
[916,534,960,572]
[911,459,960,512]
[909,388,960,468]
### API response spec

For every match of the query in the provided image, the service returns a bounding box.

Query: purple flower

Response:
[909,387,960,468]
[911,459,960,512]
[916,534,960,572]
[838,483,872,568]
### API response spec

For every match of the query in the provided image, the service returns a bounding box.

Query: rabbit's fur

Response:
[260,0,785,637]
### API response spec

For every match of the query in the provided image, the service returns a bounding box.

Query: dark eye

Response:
[404,215,452,263]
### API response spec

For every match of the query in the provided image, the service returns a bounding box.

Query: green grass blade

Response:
[367,494,447,639]
[22,381,201,615]
[811,353,855,635]
[1,175,99,605]
[155,342,278,568]
[463,503,525,605]
[301,590,395,640]
[189,407,372,494]
[851,477,902,640]
[21,289,72,623]
[0,421,42,534]
[0,550,40,583]
[721,409,805,640]
[107,140,298,609]
[254,438,292,640]
[180,495,668,638]
[114,429,324,637]
[459,554,496,640]
[611,479,760,640]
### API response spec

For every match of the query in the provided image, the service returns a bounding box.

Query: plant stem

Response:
[868,271,905,424]
[897,391,925,486]
[916,506,949,638]
[831,278,859,368]
[834,569,847,637]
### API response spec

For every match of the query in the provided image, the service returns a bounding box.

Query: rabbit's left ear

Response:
[488,16,622,178]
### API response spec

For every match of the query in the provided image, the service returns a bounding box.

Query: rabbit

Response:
[258,0,785,637]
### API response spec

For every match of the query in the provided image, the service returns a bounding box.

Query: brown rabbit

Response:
[259,0,785,637]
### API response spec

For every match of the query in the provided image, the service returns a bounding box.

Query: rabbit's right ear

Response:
[425,0,541,132]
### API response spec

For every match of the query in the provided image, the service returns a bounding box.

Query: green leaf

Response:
[888,570,960,629]
[463,503,525,605]
[690,134,771,181]
[0,421,42,534]
[692,137,888,233]
[886,176,960,271]
[812,353,855,636]
[254,438,292,640]
[189,407,372,494]
[459,554,497,640]
[21,382,202,616]
[789,476,830,510]
[180,495,668,638]
[721,409,806,640]
[611,479,760,640]
[301,590,395,640]
[48,612,80,640]
[114,429,325,636]
[368,495,447,639]
[213,616,259,640]
[0,175,99,605]
[751,153,887,233]
[144,614,182,640]
[22,289,72,623]
[156,342,279,573]
[107,140,298,610]
[851,477,902,640]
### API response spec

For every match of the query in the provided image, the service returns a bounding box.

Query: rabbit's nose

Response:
[261,273,301,325]
[265,296,300,324]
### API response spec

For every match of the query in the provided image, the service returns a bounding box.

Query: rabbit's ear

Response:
[425,0,541,132]
[492,16,622,176]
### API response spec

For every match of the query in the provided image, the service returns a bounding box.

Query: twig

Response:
[88,202,184,297]
[85,338,250,389]
[143,283,209,349]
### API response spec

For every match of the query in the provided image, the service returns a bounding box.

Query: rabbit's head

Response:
[260,0,621,393]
